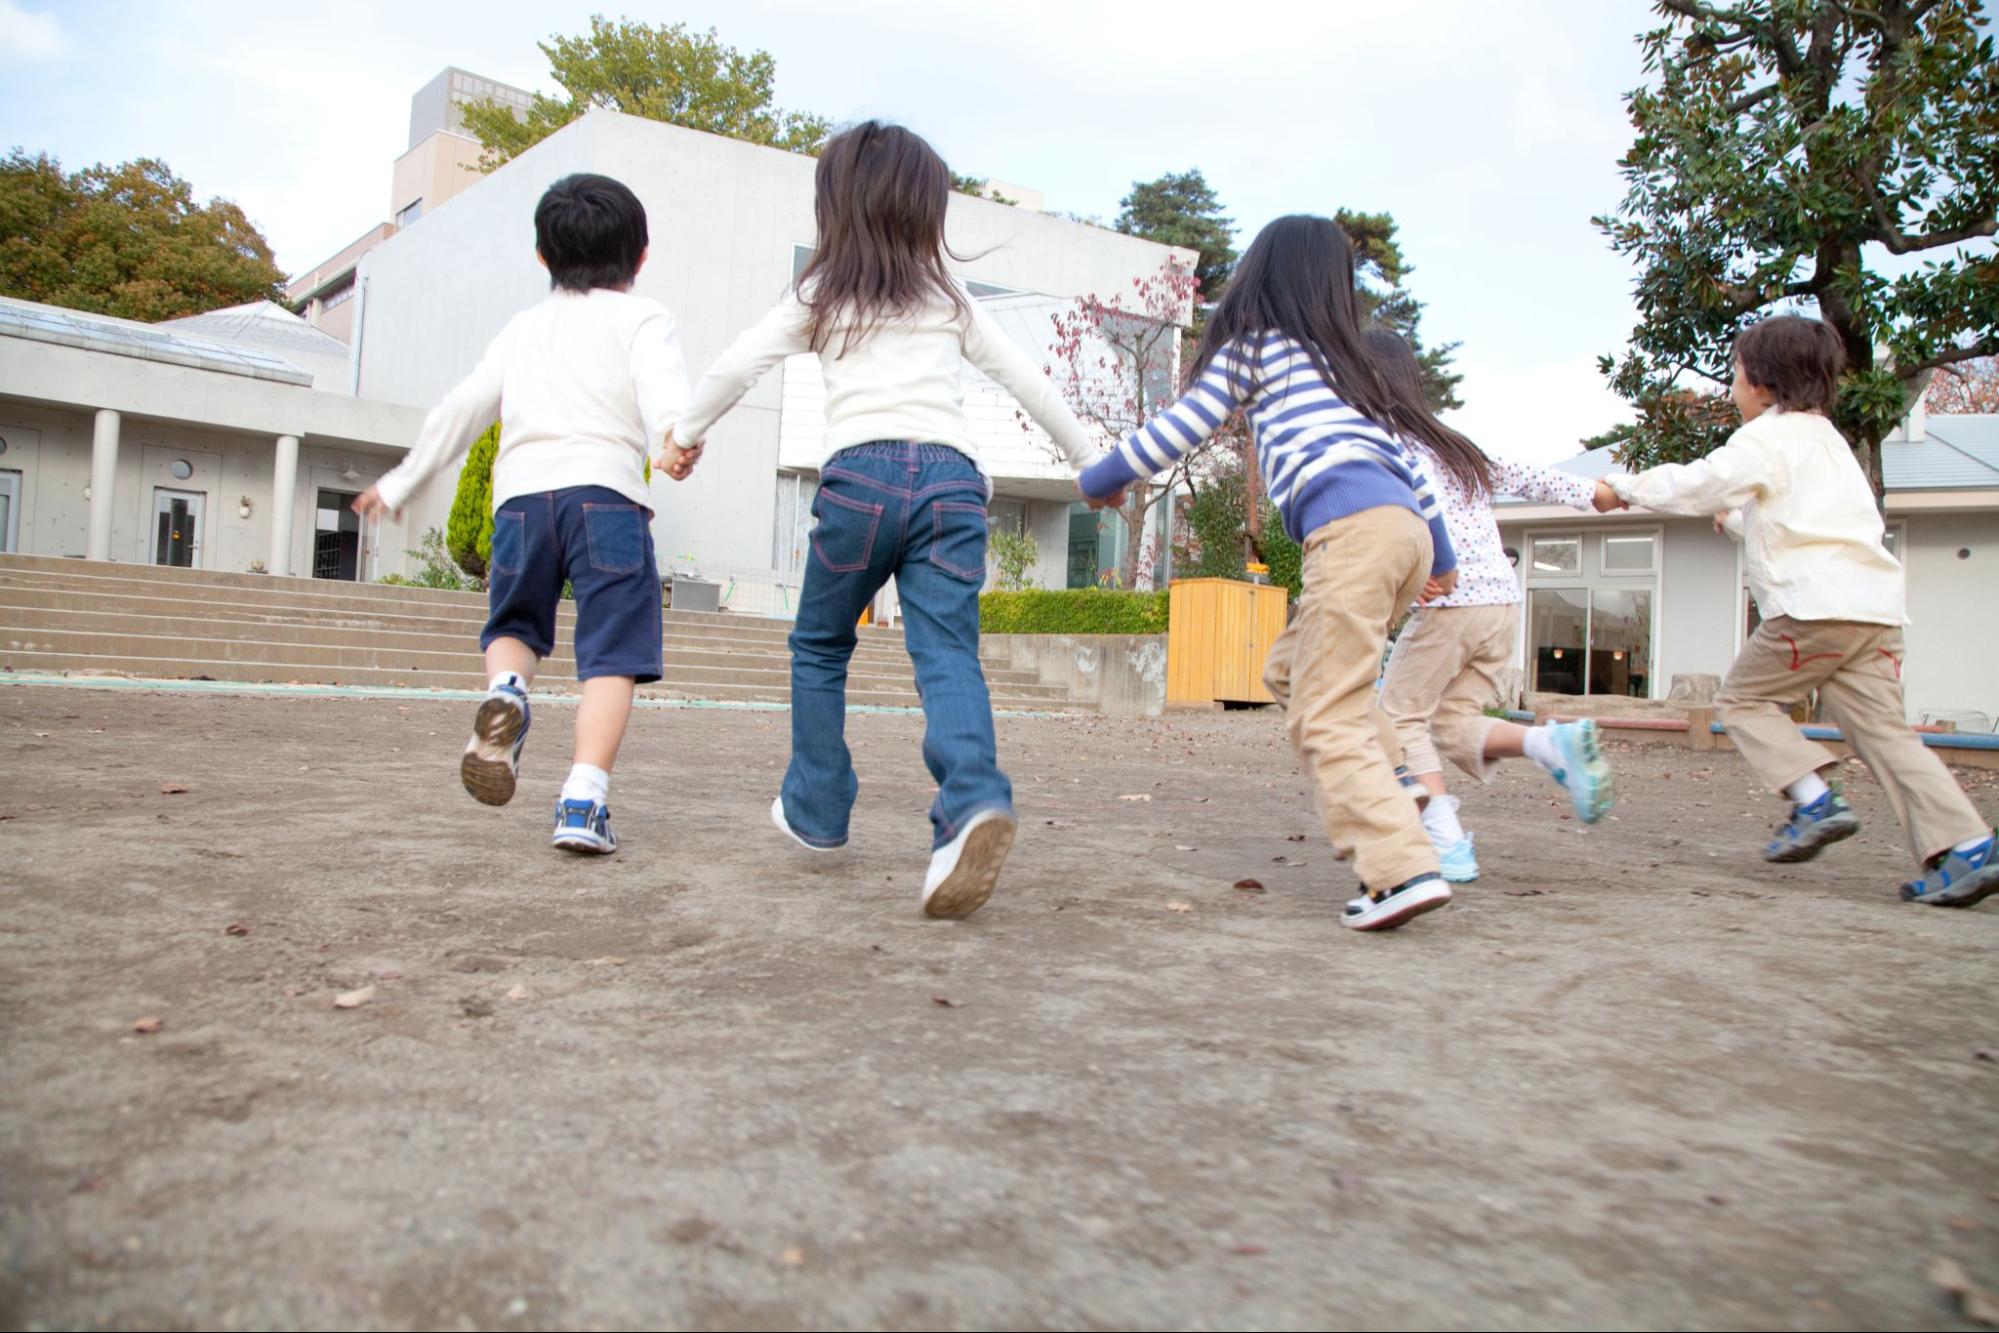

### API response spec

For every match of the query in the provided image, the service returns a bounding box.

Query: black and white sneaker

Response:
[1343,873,1453,931]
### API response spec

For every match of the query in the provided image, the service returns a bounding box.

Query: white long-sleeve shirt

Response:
[675,287,1097,477]
[1415,446,1597,607]
[1609,408,1904,625]
[375,289,688,513]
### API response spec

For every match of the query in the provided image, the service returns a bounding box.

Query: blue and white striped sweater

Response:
[1079,334,1457,575]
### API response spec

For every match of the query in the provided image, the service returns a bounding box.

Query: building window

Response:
[320,279,356,312]
[1529,534,1580,575]
[1883,523,1905,560]
[989,499,1027,537]
[396,199,423,229]
[1601,532,1657,574]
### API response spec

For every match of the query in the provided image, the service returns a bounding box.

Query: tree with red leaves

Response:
[1923,358,1999,415]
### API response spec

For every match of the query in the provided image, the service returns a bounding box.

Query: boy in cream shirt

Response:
[1610,316,1995,908]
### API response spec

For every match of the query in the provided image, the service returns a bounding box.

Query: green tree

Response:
[463,16,831,170]
[446,424,500,579]
[1338,209,1464,413]
[1115,169,1238,300]
[1596,0,1998,492]
[949,172,1020,206]
[0,151,285,320]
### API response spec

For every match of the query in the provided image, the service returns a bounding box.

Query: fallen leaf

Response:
[1166,901,1193,913]
[1948,1215,1980,1233]
[503,983,530,1001]
[333,985,376,1009]
[223,923,249,937]
[1118,793,1152,802]
[1175,845,1197,852]
[461,997,495,1019]
[779,1247,805,1267]
[1504,889,1548,897]
[1976,1049,1996,1063]
[1705,1193,1731,1206]
[1286,833,1308,842]
[159,782,188,795]
[931,995,957,1007]
[1233,879,1265,892]
[131,1016,162,1034]
[1928,1256,1999,1326]
[1230,1243,1267,1256]
[583,956,628,967]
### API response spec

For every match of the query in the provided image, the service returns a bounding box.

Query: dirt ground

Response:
[2,682,1996,1333]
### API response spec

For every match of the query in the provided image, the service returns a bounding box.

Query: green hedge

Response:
[980,588,1170,636]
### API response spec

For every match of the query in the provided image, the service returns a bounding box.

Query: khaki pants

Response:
[1719,616,1988,865]
[1262,505,1440,891]
[1379,603,1516,783]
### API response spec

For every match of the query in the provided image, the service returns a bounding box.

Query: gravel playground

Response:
[3,683,1997,1331]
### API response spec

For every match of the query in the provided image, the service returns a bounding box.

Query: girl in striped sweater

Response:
[1078,214,1461,931]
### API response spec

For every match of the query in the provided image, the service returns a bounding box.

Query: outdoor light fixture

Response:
[238,495,253,518]
[1613,650,1625,661]
[1552,648,1564,659]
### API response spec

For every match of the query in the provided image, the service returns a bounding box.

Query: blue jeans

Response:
[781,443,1013,851]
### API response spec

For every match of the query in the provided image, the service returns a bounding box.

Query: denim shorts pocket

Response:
[490,509,525,578]
[583,503,646,575]
[810,485,883,574]
[929,501,989,583]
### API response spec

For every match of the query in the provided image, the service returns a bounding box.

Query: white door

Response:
[153,488,205,568]
[0,470,19,554]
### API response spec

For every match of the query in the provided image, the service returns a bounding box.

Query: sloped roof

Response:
[161,301,351,362]
[0,296,311,386]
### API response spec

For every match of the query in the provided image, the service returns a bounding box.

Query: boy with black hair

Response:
[1608,315,1996,908]
[356,172,686,855]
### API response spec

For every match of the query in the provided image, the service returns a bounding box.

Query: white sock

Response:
[489,671,527,695]
[1521,725,1563,774]
[1954,832,1994,855]
[1785,772,1831,806]
[1420,793,1466,845]
[562,763,610,805]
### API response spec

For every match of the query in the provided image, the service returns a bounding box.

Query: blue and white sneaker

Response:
[1344,873,1452,931]
[1437,835,1480,884]
[461,681,530,806]
[1900,833,1999,908]
[1763,784,1860,863]
[551,798,617,854]
[1544,719,1614,824]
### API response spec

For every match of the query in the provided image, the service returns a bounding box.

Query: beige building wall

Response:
[389,132,487,229]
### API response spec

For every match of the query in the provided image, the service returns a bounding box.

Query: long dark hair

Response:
[1187,214,1398,434]
[1364,328,1492,496]
[797,121,970,354]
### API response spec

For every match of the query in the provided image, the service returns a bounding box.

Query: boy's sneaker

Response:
[551,798,617,854]
[1437,835,1480,884]
[1544,719,1614,824]
[770,795,846,852]
[1344,873,1453,931]
[922,808,1016,920]
[1763,785,1860,863]
[461,682,530,806]
[1900,834,1999,908]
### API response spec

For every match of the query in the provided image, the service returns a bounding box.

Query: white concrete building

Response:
[1494,414,1999,729]
[348,109,1192,605]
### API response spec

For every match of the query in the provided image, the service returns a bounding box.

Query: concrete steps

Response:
[0,554,1086,712]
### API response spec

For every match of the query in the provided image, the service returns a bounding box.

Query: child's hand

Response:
[1713,511,1734,535]
[656,437,703,482]
[1080,480,1126,511]
[351,485,399,521]
[1419,576,1447,603]
[1592,480,1628,513]
[1425,569,1459,601]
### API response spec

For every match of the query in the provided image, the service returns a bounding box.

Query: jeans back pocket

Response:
[928,501,989,583]
[582,503,646,576]
[490,509,525,577]
[810,484,884,574]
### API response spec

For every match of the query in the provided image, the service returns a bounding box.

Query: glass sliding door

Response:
[1529,587,1589,695]
[1588,588,1652,697]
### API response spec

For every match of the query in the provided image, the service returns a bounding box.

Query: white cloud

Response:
[1443,355,1633,466]
[0,0,64,62]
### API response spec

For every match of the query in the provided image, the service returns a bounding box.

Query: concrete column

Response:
[269,434,300,576]
[87,409,119,562]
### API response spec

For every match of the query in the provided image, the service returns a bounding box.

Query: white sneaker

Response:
[770,796,845,853]
[1343,873,1453,931]
[922,809,1016,920]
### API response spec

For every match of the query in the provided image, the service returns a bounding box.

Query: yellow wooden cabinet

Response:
[1166,577,1291,705]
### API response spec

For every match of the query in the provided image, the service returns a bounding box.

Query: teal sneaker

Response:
[1900,834,1999,908]
[1763,784,1860,863]
[1545,719,1614,824]
[1437,835,1480,883]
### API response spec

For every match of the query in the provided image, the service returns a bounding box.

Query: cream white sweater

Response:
[675,287,1097,476]
[376,288,688,513]
[1610,409,1905,626]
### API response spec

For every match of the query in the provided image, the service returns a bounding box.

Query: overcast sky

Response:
[2,0,1683,461]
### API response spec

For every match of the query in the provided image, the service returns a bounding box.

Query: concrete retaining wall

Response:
[982,633,1168,717]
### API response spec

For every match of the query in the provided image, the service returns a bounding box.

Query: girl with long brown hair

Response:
[661,121,1097,920]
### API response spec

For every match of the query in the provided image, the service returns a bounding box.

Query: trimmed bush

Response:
[980,588,1169,636]
[446,423,500,579]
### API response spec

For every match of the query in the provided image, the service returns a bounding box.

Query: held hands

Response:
[350,485,399,521]
[1077,479,1126,511]
[1591,480,1628,513]
[655,433,703,482]
[1419,568,1460,604]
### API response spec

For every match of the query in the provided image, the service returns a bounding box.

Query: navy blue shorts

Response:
[483,486,663,683]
